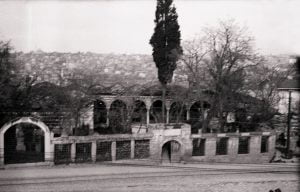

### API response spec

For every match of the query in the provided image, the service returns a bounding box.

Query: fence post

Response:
[131,140,135,159]
[91,141,97,163]
[71,142,76,163]
[111,141,116,161]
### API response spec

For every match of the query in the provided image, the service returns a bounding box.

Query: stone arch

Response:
[94,99,108,133]
[189,101,210,121]
[109,99,129,133]
[161,139,183,163]
[110,98,128,109]
[169,101,187,123]
[150,100,166,123]
[131,100,147,124]
[0,117,51,165]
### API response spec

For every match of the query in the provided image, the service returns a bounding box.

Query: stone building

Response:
[0,52,285,167]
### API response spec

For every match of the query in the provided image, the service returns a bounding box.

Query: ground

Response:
[0,162,298,192]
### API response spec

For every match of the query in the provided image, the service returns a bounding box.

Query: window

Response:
[238,137,250,154]
[216,137,228,155]
[261,136,269,153]
[192,138,205,156]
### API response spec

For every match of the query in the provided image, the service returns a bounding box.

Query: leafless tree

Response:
[181,20,262,132]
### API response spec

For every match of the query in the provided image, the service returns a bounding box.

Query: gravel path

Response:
[0,163,298,192]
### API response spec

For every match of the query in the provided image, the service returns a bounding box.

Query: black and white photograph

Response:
[0,0,299,191]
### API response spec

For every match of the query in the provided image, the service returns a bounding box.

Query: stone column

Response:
[71,142,76,163]
[145,99,152,126]
[91,141,97,163]
[166,109,170,124]
[130,140,135,159]
[106,107,110,127]
[165,100,171,124]
[111,141,116,161]
[146,108,150,126]
[186,110,190,121]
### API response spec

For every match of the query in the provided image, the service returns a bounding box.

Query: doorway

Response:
[161,140,181,163]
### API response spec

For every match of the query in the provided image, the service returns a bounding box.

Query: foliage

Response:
[150,0,182,123]
[0,41,19,110]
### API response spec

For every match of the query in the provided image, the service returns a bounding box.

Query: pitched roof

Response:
[278,79,300,90]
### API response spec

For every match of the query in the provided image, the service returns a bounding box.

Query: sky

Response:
[0,0,299,55]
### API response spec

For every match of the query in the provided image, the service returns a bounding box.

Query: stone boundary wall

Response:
[189,131,276,163]
[51,133,153,163]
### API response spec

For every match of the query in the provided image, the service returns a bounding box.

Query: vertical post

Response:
[106,108,110,127]
[131,140,135,159]
[186,110,190,121]
[111,141,116,161]
[146,108,150,125]
[0,132,4,167]
[166,109,170,124]
[71,142,76,163]
[88,103,94,135]
[286,90,292,158]
[91,141,97,163]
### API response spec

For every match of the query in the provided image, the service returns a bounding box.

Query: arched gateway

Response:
[161,140,182,163]
[0,117,51,165]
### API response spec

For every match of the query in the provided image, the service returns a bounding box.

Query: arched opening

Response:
[189,101,210,133]
[4,123,45,164]
[161,140,181,163]
[150,100,166,123]
[109,100,129,134]
[131,100,147,124]
[94,99,108,134]
[169,102,187,123]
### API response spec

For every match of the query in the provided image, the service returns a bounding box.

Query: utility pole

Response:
[286,90,292,158]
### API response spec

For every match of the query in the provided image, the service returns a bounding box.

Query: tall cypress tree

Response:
[150,0,182,123]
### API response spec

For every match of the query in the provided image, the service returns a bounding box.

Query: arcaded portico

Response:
[81,95,211,134]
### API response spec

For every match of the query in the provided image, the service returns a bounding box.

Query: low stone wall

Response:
[189,132,276,163]
[51,133,153,164]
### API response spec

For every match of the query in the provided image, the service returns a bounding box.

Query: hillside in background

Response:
[14,51,292,90]
[15,51,161,87]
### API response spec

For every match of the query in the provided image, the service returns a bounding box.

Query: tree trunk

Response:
[162,83,166,123]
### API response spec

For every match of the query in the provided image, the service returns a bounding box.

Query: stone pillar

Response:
[146,108,150,125]
[166,109,170,124]
[91,141,97,163]
[186,110,190,121]
[106,108,110,127]
[111,141,116,161]
[88,103,94,134]
[71,142,76,162]
[0,133,4,166]
[165,100,171,124]
[250,135,260,155]
[145,99,152,126]
[131,140,135,159]
[228,137,239,156]
[47,132,55,164]
[268,133,276,159]
[205,137,217,157]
